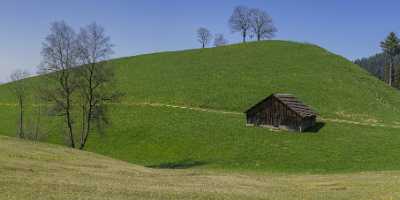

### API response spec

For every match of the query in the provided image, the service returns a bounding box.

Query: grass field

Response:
[1,40,400,174]
[1,135,400,200]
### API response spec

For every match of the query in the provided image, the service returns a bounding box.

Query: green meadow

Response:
[1,40,400,173]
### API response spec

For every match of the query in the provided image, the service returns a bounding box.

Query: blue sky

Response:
[0,0,399,82]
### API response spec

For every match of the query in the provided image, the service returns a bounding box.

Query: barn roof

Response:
[245,93,317,118]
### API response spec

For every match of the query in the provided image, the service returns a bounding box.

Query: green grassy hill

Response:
[1,40,400,173]
[2,135,400,200]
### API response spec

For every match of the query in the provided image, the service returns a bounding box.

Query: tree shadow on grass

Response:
[305,122,325,133]
[147,159,208,169]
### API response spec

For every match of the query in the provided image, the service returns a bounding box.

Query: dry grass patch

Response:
[0,136,400,200]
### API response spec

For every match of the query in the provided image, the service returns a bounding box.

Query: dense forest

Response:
[354,53,400,89]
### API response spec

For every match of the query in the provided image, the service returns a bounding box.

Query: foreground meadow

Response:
[1,136,399,200]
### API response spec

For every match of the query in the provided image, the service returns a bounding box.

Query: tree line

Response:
[196,5,277,48]
[10,21,120,149]
[355,32,400,89]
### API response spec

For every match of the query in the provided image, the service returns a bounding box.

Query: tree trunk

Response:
[80,103,86,147]
[79,67,94,150]
[79,109,92,150]
[80,101,93,150]
[389,57,394,86]
[34,103,41,141]
[66,96,75,148]
[391,59,396,87]
[242,31,246,43]
[18,97,24,139]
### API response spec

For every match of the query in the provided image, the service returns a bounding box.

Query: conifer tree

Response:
[380,32,400,86]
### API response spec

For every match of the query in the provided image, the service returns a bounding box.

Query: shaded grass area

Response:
[1,135,400,200]
[147,160,208,169]
[306,122,326,132]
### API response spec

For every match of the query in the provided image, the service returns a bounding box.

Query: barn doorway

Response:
[273,113,280,127]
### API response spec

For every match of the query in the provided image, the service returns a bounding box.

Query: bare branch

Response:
[76,22,118,150]
[9,69,30,139]
[229,6,251,43]
[197,27,212,48]
[214,34,228,47]
[249,8,277,41]
[40,21,79,148]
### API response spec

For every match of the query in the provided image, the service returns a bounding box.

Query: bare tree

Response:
[10,69,30,139]
[197,27,212,48]
[214,34,228,47]
[249,8,277,41]
[40,21,79,148]
[76,22,118,150]
[229,6,251,43]
[26,82,49,141]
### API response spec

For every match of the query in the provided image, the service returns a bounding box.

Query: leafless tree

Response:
[214,34,228,47]
[76,22,119,150]
[40,21,79,148]
[197,27,212,48]
[249,8,277,41]
[25,82,49,141]
[229,6,252,43]
[10,69,30,139]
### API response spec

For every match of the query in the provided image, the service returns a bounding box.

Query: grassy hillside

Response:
[112,41,400,121]
[1,136,400,200]
[1,40,400,173]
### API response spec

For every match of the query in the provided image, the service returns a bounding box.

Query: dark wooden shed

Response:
[245,94,317,132]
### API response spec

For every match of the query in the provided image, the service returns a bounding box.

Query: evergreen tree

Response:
[380,32,400,86]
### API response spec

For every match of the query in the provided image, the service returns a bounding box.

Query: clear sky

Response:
[1,0,399,82]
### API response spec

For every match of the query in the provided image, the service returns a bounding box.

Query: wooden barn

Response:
[245,94,317,132]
